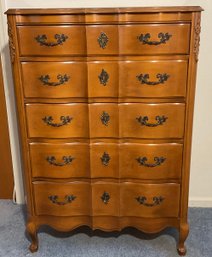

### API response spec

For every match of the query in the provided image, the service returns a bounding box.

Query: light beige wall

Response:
[1,0,212,206]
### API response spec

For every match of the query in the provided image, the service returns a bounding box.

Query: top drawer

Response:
[17,23,190,56]
[119,24,190,55]
[17,26,86,56]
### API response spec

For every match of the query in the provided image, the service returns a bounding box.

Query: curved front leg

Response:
[26,221,38,253]
[177,223,189,256]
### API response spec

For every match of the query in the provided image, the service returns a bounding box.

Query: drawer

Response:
[92,183,119,216]
[33,182,91,216]
[119,24,190,55]
[22,62,87,98]
[120,143,183,179]
[90,143,119,178]
[18,26,86,56]
[86,25,119,55]
[119,103,185,138]
[29,143,90,179]
[120,183,180,217]
[89,103,119,138]
[26,103,89,138]
[88,62,118,98]
[119,60,188,98]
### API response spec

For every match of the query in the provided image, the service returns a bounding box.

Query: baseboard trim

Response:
[189,197,212,207]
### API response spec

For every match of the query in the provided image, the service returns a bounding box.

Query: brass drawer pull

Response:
[46,156,74,166]
[101,192,110,204]
[48,195,76,205]
[136,115,168,127]
[39,74,70,86]
[100,111,110,126]
[97,32,109,49]
[136,156,166,167]
[135,196,164,207]
[98,69,109,86]
[35,34,68,47]
[137,32,172,45]
[42,116,72,127]
[136,73,170,86]
[100,152,111,166]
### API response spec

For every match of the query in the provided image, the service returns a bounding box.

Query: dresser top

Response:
[6,6,203,15]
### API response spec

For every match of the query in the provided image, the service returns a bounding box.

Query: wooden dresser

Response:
[6,7,202,255]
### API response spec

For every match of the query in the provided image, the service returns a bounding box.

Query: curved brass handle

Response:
[101,192,110,204]
[48,195,76,205]
[136,73,170,86]
[137,33,172,45]
[46,156,74,166]
[39,74,70,86]
[100,111,110,126]
[35,34,68,47]
[136,115,168,127]
[135,196,164,207]
[136,156,166,167]
[100,152,111,166]
[98,69,109,86]
[42,116,73,127]
[97,32,109,49]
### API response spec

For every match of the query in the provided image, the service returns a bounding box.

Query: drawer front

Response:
[89,104,119,138]
[120,183,180,217]
[119,24,190,55]
[120,143,183,179]
[119,60,188,98]
[30,143,90,179]
[26,104,89,138]
[119,103,185,138]
[18,26,86,56]
[90,143,119,178]
[22,62,87,98]
[86,25,119,55]
[92,183,119,216]
[88,62,118,98]
[33,182,91,216]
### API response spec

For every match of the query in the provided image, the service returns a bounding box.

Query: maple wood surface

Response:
[6,7,202,255]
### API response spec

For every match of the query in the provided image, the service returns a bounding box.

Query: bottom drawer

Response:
[120,183,180,218]
[33,182,91,216]
[92,183,119,216]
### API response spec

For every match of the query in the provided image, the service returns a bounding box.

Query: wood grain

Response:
[0,57,14,199]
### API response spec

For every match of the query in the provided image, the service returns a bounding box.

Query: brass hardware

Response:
[138,32,172,45]
[136,157,166,167]
[39,74,70,86]
[48,195,76,205]
[136,115,168,127]
[97,32,108,49]
[136,73,170,86]
[35,34,68,47]
[46,156,74,166]
[98,69,109,86]
[100,111,110,126]
[101,192,110,204]
[42,116,72,127]
[135,196,164,207]
[100,152,111,166]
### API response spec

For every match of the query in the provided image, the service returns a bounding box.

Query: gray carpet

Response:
[0,200,211,257]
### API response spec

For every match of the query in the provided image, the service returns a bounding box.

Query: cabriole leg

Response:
[177,223,189,256]
[26,221,38,252]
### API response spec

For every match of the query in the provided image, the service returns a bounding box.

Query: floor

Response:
[0,200,211,257]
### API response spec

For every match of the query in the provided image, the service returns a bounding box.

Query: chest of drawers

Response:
[6,6,203,255]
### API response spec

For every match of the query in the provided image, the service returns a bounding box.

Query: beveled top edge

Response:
[5,6,203,15]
